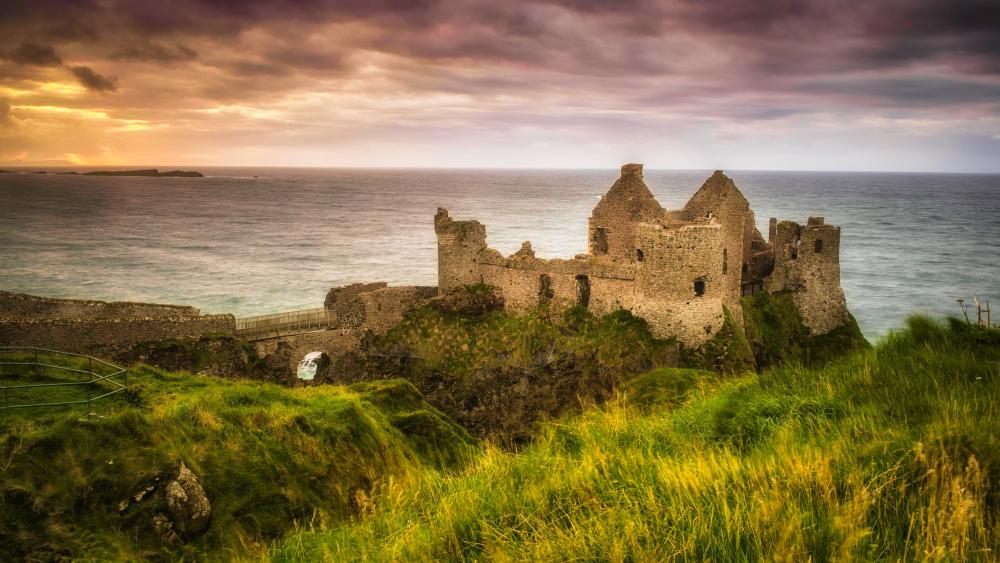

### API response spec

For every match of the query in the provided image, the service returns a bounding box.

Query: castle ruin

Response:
[435,164,849,346]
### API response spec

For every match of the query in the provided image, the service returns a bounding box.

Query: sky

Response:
[1,0,999,172]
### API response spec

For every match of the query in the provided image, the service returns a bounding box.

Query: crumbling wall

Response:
[0,291,200,321]
[474,244,637,316]
[324,282,389,327]
[633,221,727,346]
[435,208,487,291]
[0,314,235,357]
[765,217,848,334]
[358,286,438,333]
[324,283,436,332]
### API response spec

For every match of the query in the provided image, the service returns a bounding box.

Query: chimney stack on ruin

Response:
[620,163,643,178]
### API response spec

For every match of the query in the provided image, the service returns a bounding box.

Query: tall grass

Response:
[275,316,999,561]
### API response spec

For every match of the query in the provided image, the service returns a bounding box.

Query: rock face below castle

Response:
[436,164,850,347]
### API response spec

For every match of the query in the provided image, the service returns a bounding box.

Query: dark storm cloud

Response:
[5,42,63,66]
[2,0,999,143]
[70,65,119,92]
[110,42,198,64]
[802,77,1000,107]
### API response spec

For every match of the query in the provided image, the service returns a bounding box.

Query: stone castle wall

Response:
[435,209,487,291]
[436,208,729,346]
[0,291,235,357]
[765,217,848,334]
[0,291,200,321]
[0,314,236,357]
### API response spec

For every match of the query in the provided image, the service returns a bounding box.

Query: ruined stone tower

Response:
[435,165,850,346]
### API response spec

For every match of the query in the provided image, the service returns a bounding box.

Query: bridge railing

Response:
[235,308,336,340]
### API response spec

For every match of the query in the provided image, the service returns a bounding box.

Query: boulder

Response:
[165,463,212,536]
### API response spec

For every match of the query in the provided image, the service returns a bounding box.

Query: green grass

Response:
[741,290,869,369]
[0,365,475,561]
[1,352,126,410]
[274,316,999,561]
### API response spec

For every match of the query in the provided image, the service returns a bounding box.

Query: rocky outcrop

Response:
[252,341,299,385]
[119,335,256,378]
[165,463,212,537]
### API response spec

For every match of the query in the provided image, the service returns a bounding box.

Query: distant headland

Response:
[7,168,205,177]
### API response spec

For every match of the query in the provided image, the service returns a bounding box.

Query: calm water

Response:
[1,168,998,340]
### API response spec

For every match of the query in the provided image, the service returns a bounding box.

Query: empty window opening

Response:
[790,240,799,260]
[538,273,554,304]
[814,239,823,254]
[694,279,706,297]
[741,262,748,276]
[575,275,591,308]
[593,228,609,255]
[636,248,645,262]
[722,249,728,274]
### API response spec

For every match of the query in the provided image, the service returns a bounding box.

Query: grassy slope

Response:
[0,365,475,561]
[276,316,999,561]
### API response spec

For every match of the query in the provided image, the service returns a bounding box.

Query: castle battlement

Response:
[436,165,849,346]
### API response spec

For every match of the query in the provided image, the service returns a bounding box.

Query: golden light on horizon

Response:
[12,104,110,119]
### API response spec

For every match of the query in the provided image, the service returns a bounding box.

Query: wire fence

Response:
[0,347,128,411]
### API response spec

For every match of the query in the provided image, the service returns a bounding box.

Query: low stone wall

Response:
[0,315,235,357]
[0,291,200,320]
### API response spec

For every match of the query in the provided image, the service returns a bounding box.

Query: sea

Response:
[1,167,998,341]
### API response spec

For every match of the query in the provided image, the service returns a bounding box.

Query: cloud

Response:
[0,0,999,170]
[70,65,118,92]
[6,41,63,66]
[0,98,10,123]
[110,41,198,64]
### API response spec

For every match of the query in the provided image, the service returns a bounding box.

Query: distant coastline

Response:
[2,168,204,177]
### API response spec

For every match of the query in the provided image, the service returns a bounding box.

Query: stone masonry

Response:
[436,164,849,346]
[0,292,235,357]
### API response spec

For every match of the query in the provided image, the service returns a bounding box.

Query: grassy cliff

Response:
[3,306,995,561]
[332,293,678,443]
[0,365,474,561]
[275,316,999,561]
